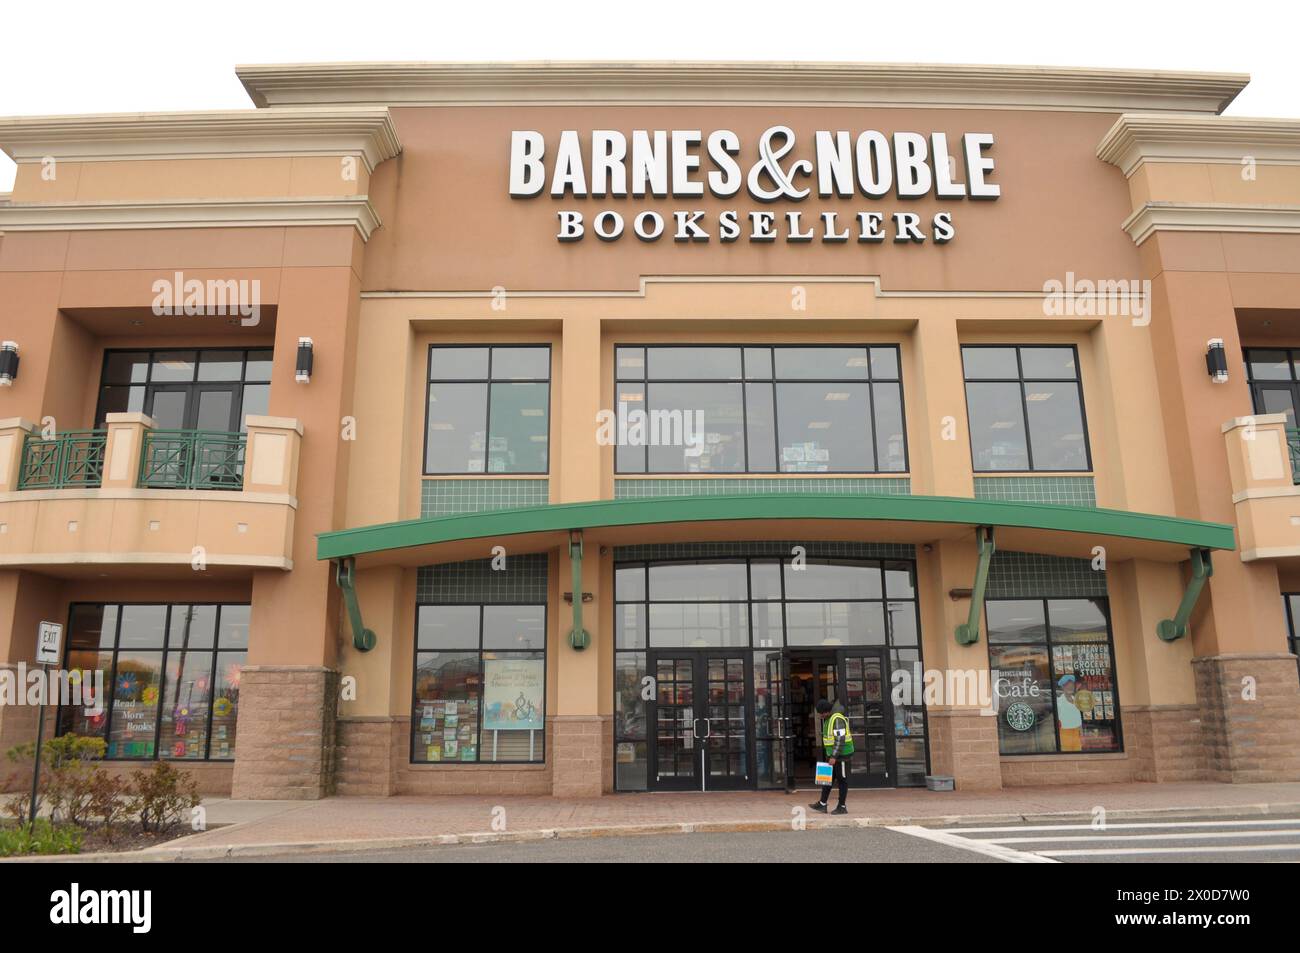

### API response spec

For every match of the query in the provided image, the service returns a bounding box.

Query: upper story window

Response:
[962,345,1090,473]
[424,345,551,475]
[1244,348,1300,427]
[614,345,906,474]
[95,349,271,432]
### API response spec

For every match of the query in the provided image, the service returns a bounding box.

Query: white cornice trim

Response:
[1222,413,1289,433]
[0,107,402,172]
[1241,546,1300,562]
[1120,201,1300,245]
[0,553,293,570]
[0,488,297,507]
[0,196,382,240]
[1099,113,1300,176]
[234,61,1249,114]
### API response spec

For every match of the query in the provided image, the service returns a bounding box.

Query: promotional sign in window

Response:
[482,657,545,732]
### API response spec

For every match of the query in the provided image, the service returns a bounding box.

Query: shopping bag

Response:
[815,761,834,786]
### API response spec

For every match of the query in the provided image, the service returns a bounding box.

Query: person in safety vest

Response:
[810,698,854,815]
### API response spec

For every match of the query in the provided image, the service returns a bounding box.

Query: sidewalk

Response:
[17,780,1300,861]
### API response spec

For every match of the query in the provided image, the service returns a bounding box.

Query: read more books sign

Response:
[509,125,1000,245]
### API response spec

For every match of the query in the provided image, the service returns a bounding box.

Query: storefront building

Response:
[1,62,1298,798]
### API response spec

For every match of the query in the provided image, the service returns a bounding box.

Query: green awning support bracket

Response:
[1156,548,1213,642]
[568,531,590,650]
[335,557,377,652]
[955,526,996,646]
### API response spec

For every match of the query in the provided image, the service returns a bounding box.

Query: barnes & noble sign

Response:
[509,125,1000,245]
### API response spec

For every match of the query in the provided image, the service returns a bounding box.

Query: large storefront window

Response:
[1244,348,1300,426]
[412,604,546,763]
[57,603,247,760]
[424,345,551,474]
[1284,595,1300,677]
[614,345,907,474]
[95,348,271,431]
[963,345,1090,472]
[986,598,1121,755]
[613,556,927,790]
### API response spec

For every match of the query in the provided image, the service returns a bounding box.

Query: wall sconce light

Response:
[295,337,314,383]
[1205,338,1228,384]
[0,342,18,387]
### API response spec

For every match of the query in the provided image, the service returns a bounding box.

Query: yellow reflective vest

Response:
[822,710,855,757]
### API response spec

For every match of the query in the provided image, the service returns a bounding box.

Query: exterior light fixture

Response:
[1205,338,1228,384]
[0,342,18,386]
[295,337,314,383]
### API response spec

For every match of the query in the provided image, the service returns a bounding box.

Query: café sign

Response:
[509,125,1000,245]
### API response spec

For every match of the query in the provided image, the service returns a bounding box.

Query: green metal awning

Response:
[319,493,1235,650]
[317,493,1235,563]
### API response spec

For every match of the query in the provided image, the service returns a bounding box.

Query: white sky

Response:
[2,0,1298,191]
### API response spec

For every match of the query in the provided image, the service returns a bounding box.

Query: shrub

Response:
[129,761,200,834]
[0,819,82,857]
[6,734,107,826]
[87,770,131,840]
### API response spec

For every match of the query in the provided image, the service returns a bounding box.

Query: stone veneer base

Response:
[1194,654,1300,783]
[230,666,338,800]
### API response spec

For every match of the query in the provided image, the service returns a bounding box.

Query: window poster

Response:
[482,657,545,731]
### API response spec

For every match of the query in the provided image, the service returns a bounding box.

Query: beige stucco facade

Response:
[0,62,1297,799]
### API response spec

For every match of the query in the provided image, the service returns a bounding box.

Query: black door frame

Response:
[782,646,896,789]
[646,648,755,792]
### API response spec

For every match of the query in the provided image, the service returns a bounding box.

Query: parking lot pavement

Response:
[890,812,1300,863]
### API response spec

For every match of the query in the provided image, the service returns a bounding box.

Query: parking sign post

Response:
[29,621,63,828]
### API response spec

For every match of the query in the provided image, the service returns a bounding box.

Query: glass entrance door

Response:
[648,650,752,791]
[839,650,894,787]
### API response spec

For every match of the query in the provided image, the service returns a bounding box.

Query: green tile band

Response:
[614,540,915,561]
[421,479,549,516]
[973,476,1096,507]
[614,477,911,499]
[986,551,1107,599]
[416,553,549,603]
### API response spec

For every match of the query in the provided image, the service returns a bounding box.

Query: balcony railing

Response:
[1288,428,1300,485]
[17,431,108,489]
[138,430,247,490]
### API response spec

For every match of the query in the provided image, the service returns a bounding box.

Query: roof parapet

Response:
[235,60,1249,114]
[1099,113,1300,176]
[0,107,402,172]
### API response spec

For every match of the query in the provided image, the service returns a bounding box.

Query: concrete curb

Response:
[7,799,1300,862]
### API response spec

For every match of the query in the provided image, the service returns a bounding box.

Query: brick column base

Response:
[1123,704,1208,782]
[1193,654,1300,783]
[336,716,400,796]
[551,715,609,798]
[231,666,338,800]
[926,709,1002,791]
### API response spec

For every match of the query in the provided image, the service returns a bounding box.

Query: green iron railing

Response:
[139,430,246,491]
[1288,428,1300,485]
[17,431,107,489]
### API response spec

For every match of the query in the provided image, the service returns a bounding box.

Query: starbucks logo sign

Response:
[1005,702,1036,732]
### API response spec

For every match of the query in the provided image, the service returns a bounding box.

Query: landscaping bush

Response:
[3,735,201,847]
[5,734,107,826]
[0,819,82,857]
[129,761,200,834]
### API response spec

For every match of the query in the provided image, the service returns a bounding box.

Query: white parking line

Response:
[887,825,1058,863]
[1038,843,1300,858]
[989,828,1300,845]
[944,818,1300,835]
